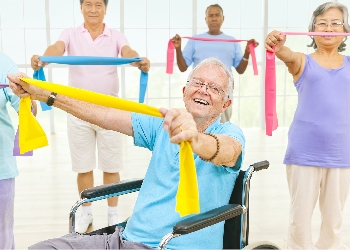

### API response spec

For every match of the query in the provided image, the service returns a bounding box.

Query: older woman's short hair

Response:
[187,58,234,101]
[308,2,350,52]
[80,0,108,6]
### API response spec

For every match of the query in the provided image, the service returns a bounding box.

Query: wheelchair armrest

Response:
[251,160,269,172]
[173,204,244,235]
[80,178,143,199]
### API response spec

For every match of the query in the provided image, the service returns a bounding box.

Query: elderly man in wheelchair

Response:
[10,58,277,249]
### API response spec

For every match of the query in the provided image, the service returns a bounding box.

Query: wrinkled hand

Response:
[265,30,286,52]
[160,107,198,146]
[171,34,182,49]
[7,73,44,100]
[131,57,150,73]
[31,55,48,71]
[245,39,259,53]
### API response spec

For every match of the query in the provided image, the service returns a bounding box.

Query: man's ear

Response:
[223,99,231,109]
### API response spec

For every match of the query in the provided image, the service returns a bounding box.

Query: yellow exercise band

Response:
[19,77,200,216]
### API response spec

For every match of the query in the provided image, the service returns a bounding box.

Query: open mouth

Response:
[194,98,209,105]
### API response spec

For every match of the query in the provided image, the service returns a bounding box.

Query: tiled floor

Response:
[13,127,350,249]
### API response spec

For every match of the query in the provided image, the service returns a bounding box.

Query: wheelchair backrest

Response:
[223,170,247,249]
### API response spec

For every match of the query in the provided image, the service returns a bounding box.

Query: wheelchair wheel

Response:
[242,241,281,250]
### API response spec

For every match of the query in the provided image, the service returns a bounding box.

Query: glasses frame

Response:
[186,78,229,98]
[314,21,344,30]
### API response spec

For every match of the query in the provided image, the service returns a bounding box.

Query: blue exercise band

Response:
[33,56,148,111]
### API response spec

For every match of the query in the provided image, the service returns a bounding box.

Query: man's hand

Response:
[171,34,182,49]
[131,57,150,73]
[31,55,48,71]
[8,73,46,100]
[160,107,198,147]
[245,39,259,54]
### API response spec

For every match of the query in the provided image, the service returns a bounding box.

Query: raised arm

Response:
[161,108,242,167]
[8,73,134,137]
[265,30,305,80]
[171,34,189,72]
[31,41,66,71]
[236,38,259,74]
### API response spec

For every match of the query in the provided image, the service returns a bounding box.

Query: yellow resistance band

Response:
[20,78,200,217]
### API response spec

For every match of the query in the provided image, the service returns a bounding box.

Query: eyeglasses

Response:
[187,78,228,97]
[314,21,344,30]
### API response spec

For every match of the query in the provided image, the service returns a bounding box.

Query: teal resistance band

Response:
[34,56,148,111]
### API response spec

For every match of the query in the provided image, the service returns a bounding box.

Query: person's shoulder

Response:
[220,33,235,39]
[0,52,14,64]
[194,32,208,37]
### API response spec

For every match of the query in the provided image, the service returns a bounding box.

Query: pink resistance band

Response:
[166,36,258,75]
[265,31,350,136]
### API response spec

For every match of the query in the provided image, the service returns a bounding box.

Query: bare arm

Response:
[121,45,150,73]
[31,41,66,70]
[171,34,188,72]
[236,39,259,74]
[265,30,304,79]
[192,133,242,167]
[161,108,242,167]
[8,73,134,137]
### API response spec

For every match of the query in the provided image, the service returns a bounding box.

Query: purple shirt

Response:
[284,54,350,168]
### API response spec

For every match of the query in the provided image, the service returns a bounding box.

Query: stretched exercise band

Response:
[166,36,258,75]
[19,78,199,217]
[34,56,148,105]
[265,32,350,136]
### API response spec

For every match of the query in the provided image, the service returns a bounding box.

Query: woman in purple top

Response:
[265,2,350,249]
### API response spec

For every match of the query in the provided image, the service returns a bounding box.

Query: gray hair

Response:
[187,58,234,100]
[80,0,108,6]
[308,2,350,52]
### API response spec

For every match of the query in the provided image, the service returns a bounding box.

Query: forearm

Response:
[35,90,134,136]
[175,48,188,72]
[43,44,64,56]
[122,49,139,58]
[192,133,241,167]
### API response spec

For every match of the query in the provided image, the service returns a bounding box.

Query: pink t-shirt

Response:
[58,24,129,96]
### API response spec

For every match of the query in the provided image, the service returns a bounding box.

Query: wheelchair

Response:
[69,160,281,249]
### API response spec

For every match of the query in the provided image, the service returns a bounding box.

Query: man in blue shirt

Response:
[172,4,259,123]
[10,58,245,249]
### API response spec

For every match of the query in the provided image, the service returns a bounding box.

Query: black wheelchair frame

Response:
[69,160,280,249]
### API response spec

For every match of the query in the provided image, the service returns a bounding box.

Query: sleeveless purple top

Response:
[284,54,350,168]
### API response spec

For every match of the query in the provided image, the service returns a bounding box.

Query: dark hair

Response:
[80,0,108,5]
[308,2,349,52]
[205,4,223,15]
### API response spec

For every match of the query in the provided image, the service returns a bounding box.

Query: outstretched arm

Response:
[161,108,242,167]
[8,73,134,137]
[121,45,150,73]
[265,30,305,79]
[31,41,66,71]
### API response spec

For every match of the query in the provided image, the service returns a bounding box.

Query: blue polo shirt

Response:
[122,113,245,249]
[182,32,243,72]
[0,52,20,180]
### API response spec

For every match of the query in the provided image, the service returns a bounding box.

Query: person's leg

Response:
[67,114,96,233]
[220,104,232,123]
[0,178,15,250]
[315,168,350,249]
[286,164,321,249]
[96,127,123,226]
[29,227,152,250]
